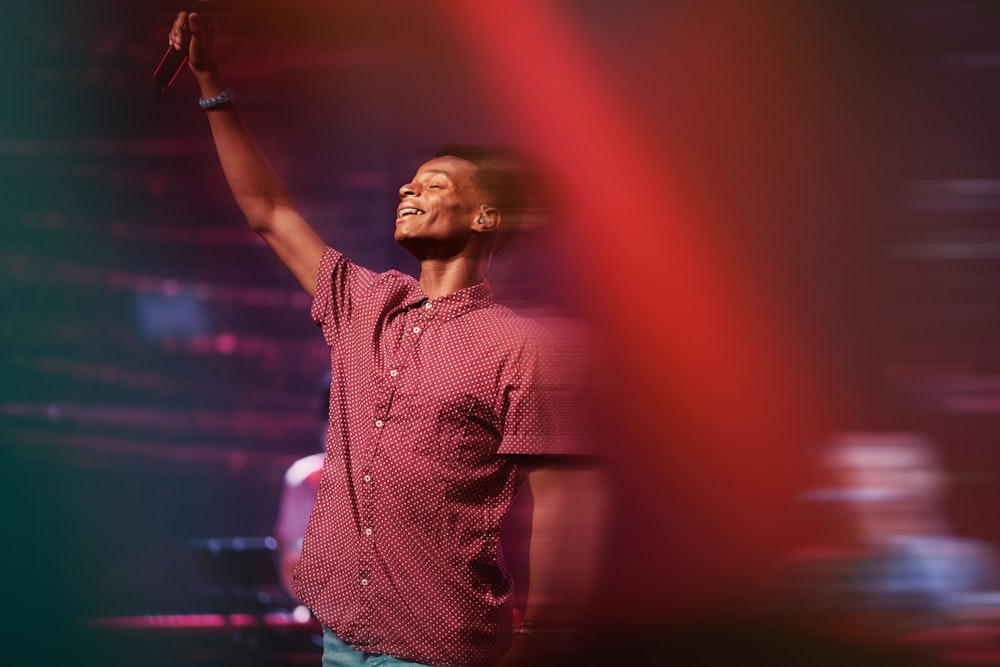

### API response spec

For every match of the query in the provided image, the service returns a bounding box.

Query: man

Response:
[168,10,604,667]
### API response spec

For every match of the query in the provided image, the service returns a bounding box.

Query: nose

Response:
[399,182,419,198]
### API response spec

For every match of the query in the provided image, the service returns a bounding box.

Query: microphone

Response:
[153,1,211,94]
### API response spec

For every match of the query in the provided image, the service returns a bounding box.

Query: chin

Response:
[395,234,429,260]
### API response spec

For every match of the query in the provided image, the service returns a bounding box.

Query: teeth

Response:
[398,208,424,217]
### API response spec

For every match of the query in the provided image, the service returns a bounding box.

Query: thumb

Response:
[185,11,216,71]
[188,12,204,39]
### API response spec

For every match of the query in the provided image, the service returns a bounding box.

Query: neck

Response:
[418,255,488,298]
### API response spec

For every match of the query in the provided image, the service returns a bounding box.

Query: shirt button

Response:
[363,474,372,483]
[364,527,373,536]
[360,578,369,587]
[412,326,422,334]
[389,369,398,377]
[424,302,433,309]
[374,419,384,428]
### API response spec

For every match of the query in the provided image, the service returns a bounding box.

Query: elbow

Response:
[244,198,296,236]
[248,217,271,236]
[244,204,278,235]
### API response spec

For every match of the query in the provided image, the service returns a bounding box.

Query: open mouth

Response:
[397,207,425,218]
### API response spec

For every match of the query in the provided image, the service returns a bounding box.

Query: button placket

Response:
[358,297,430,614]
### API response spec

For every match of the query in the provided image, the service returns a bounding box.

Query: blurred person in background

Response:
[167,9,606,667]
[274,372,331,603]
[782,432,999,642]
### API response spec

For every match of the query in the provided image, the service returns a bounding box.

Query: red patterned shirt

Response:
[294,247,574,666]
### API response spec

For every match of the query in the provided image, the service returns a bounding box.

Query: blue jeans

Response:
[322,627,434,667]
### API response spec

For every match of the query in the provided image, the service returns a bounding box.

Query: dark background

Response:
[6,0,1000,664]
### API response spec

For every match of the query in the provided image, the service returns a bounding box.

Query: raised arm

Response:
[169,11,325,295]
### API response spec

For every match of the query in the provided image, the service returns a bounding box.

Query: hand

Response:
[168,10,218,76]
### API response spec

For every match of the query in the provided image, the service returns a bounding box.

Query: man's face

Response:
[394,156,484,256]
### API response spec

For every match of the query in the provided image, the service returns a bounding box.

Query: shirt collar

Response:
[407,280,494,321]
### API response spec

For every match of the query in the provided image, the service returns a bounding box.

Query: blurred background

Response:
[7,0,1000,664]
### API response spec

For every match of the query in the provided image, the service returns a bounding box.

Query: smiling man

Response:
[169,10,604,667]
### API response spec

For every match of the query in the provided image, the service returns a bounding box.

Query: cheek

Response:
[443,197,466,213]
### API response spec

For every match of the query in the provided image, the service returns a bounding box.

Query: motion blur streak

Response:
[441,0,831,613]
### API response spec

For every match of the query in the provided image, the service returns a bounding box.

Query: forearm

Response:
[193,70,296,232]
[499,468,607,666]
[190,67,325,293]
[522,468,608,627]
[169,10,324,293]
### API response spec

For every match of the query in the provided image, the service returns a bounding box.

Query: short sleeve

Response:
[310,246,377,346]
[497,330,593,458]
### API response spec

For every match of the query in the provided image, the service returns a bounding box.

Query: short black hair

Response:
[434,143,532,216]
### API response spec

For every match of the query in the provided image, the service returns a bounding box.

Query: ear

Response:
[473,204,501,233]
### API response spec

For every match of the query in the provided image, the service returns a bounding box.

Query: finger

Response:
[171,10,188,31]
[189,12,204,37]
[169,11,188,50]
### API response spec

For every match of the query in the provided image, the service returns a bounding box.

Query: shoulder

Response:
[323,248,419,300]
[374,268,419,291]
[487,305,599,362]
[476,303,554,342]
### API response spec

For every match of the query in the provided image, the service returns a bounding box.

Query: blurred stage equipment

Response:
[91,535,321,666]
